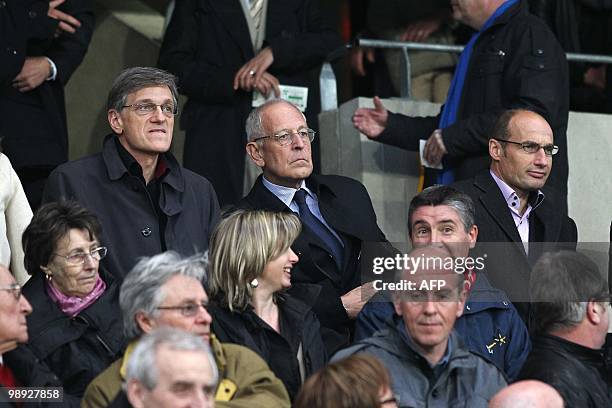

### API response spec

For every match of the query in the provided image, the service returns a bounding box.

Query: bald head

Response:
[489,381,564,408]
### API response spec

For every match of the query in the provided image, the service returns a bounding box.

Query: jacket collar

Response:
[361,317,475,370]
[102,134,187,215]
[534,333,606,369]
[483,0,526,31]
[473,171,525,243]
[464,271,511,313]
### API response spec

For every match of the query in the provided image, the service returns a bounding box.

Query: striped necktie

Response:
[293,189,344,269]
[250,0,264,31]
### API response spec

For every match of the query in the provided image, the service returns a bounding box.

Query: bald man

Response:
[489,381,564,408]
[453,109,577,324]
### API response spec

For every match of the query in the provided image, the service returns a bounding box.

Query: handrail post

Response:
[320,62,338,112]
[399,47,412,99]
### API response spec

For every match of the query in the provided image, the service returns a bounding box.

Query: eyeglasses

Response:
[122,102,178,117]
[253,129,316,146]
[157,301,209,317]
[492,138,559,156]
[54,246,108,265]
[0,283,22,300]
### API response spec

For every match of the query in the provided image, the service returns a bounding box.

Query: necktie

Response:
[250,0,264,31]
[293,189,344,269]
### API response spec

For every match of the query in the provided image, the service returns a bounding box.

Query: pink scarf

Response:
[46,275,107,317]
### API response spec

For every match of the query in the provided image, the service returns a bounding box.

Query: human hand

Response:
[341,282,377,319]
[584,65,606,90]
[350,47,375,77]
[233,47,275,92]
[352,96,389,139]
[400,17,442,43]
[423,129,447,165]
[48,0,81,36]
[254,72,281,98]
[13,57,52,92]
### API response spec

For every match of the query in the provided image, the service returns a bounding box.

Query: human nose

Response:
[288,248,299,263]
[20,295,33,316]
[533,146,549,166]
[196,305,213,324]
[290,132,306,148]
[150,105,167,121]
[422,298,437,314]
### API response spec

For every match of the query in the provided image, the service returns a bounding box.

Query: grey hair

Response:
[407,185,475,235]
[106,67,178,112]
[530,251,608,333]
[120,251,208,340]
[125,327,218,390]
[245,99,306,142]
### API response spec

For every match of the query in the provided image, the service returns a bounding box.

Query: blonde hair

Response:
[208,210,301,311]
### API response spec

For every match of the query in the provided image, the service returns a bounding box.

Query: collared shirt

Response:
[490,170,545,253]
[397,319,452,381]
[262,176,344,245]
[115,138,170,250]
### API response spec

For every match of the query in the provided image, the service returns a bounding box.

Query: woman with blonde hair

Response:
[208,209,327,400]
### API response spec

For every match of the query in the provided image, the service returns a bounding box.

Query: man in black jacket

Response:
[352,0,569,208]
[158,0,344,206]
[43,67,220,280]
[0,0,94,209]
[518,251,612,408]
[453,109,577,323]
[238,99,390,353]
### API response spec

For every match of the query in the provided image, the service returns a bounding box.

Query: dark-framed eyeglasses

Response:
[492,137,559,156]
[122,102,178,117]
[156,301,209,317]
[54,246,108,265]
[252,128,316,146]
[0,283,22,300]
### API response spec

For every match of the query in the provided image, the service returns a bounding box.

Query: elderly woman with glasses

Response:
[208,209,327,401]
[4,201,125,405]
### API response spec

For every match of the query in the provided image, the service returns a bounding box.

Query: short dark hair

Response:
[490,109,522,142]
[22,201,102,276]
[531,251,609,334]
[106,67,178,112]
[408,185,475,235]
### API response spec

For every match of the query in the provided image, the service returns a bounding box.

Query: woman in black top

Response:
[208,209,327,400]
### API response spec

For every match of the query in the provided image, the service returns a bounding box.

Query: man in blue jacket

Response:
[355,185,530,380]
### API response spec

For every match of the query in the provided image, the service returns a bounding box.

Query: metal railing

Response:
[316,38,612,111]
[358,38,612,99]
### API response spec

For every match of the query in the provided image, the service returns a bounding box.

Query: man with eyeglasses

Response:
[453,109,577,325]
[42,67,220,281]
[352,0,569,211]
[238,99,392,354]
[333,246,507,407]
[0,265,32,388]
[82,251,290,408]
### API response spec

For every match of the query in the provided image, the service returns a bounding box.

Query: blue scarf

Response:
[437,0,519,185]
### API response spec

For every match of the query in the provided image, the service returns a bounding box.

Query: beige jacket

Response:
[0,153,32,285]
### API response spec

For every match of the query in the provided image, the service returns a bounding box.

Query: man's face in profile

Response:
[0,266,32,348]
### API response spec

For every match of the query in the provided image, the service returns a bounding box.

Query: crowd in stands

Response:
[0,0,611,407]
